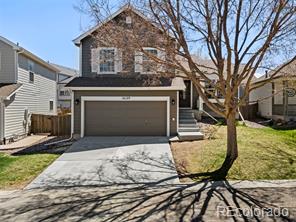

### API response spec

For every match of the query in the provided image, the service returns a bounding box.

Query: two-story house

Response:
[67,5,254,139]
[0,36,58,144]
[50,63,78,112]
[66,5,190,138]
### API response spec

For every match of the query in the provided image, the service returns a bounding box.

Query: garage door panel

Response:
[84,101,167,136]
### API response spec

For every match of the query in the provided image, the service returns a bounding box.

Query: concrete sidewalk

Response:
[0,181,295,221]
[0,135,47,150]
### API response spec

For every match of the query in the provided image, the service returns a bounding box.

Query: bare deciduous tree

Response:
[78,0,296,179]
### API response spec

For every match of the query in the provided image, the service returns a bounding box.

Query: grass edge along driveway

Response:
[0,153,59,190]
[171,126,296,181]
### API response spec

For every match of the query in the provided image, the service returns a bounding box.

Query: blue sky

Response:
[0,0,92,70]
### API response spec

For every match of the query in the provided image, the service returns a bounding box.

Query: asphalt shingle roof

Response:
[0,83,22,98]
[66,75,173,87]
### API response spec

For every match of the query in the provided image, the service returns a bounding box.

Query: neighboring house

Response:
[0,36,59,144]
[50,63,78,111]
[250,61,296,121]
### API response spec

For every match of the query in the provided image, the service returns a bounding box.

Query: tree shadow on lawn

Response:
[1,149,295,222]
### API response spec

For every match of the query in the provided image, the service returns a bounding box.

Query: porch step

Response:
[178,108,204,141]
[179,123,199,128]
[178,127,200,132]
[180,114,194,119]
[178,132,204,141]
[179,118,197,124]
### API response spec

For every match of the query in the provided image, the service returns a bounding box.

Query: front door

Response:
[179,80,191,108]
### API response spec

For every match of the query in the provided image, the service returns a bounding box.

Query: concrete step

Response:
[179,123,199,128]
[179,114,194,119]
[180,109,195,113]
[178,132,204,141]
[179,120,197,124]
[178,127,200,132]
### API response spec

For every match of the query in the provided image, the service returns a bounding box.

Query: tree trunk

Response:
[213,111,238,180]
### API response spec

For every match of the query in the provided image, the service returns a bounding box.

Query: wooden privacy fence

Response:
[239,103,258,120]
[30,114,71,136]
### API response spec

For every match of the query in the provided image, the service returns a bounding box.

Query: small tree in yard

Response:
[79,0,296,179]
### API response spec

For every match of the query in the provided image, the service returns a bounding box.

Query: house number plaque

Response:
[122,96,131,100]
[286,88,296,97]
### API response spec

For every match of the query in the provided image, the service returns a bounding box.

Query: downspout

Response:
[0,98,5,144]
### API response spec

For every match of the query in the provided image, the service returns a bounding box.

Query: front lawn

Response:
[171,125,296,180]
[0,153,59,190]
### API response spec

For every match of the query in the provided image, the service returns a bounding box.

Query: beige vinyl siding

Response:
[0,40,16,83]
[250,83,272,118]
[4,68,57,139]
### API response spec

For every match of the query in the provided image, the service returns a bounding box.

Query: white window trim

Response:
[141,47,159,74]
[49,99,54,111]
[97,47,117,74]
[80,96,170,137]
[29,71,34,83]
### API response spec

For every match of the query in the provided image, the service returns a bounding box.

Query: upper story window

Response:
[99,48,115,73]
[135,48,160,74]
[49,100,54,111]
[91,47,122,74]
[59,90,70,96]
[28,60,34,83]
[143,48,158,73]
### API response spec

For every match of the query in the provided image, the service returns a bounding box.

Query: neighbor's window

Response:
[28,60,34,83]
[60,90,70,96]
[99,49,115,73]
[60,90,65,96]
[49,100,54,111]
[29,72,34,83]
[142,48,158,73]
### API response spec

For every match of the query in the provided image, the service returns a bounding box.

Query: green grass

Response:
[171,126,296,180]
[0,153,59,190]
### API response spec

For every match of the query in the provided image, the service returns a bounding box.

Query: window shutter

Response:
[91,48,99,73]
[134,51,143,73]
[158,49,166,72]
[115,49,122,73]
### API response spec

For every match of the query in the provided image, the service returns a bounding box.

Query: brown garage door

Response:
[84,101,167,136]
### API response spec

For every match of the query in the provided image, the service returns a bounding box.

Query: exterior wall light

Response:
[171,99,175,105]
[75,99,80,105]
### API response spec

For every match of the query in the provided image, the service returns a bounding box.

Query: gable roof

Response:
[50,63,78,77]
[0,36,59,73]
[0,83,22,100]
[73,4,170,46]
[253,60,296,84]
[178,55,257,83]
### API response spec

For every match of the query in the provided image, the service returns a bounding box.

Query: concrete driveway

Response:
[27,137,179,188]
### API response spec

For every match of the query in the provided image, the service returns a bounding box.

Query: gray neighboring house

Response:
[50,63,78,111]
[0,36,59,144]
